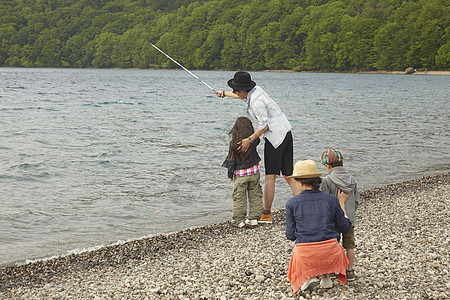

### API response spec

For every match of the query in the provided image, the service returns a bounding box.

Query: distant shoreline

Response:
[284,70,450,76]
[355,70,450,76]
[2,66,449,75]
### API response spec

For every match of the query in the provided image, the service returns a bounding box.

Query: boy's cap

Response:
[321,148,343,165]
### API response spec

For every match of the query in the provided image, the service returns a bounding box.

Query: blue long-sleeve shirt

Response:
[286,189,351,243]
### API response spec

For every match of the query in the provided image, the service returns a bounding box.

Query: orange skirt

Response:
[287,238,349,294]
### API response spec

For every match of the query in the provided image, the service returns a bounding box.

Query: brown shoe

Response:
[258,213,272,224]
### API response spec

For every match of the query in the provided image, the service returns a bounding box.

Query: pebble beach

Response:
[1,172,448,300]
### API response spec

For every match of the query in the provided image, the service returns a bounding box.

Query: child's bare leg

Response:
[347,248,355,270]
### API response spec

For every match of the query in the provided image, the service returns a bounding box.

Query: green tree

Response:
[336,16,379,70]
[204,25,224,69]
[221,23,242,69]
[128,25,158,68]
[374,22,406,70]
[112,32,134,68]
[241,23,265,70]
[260,22,293,70]
[92,32,118,68]
[19,44,34,67]
[301,1,350,70]
[155,32,187,68]
[186,30,209,69]
[63,34,88,67]
[435,28,450,69]
[280,6,306,70]
[34,28,63,67]
[5,44,21,66]
[407,2,448,69]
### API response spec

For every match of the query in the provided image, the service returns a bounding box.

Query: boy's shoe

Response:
[258,212,272,224]
[245,219,258,226]
[320,277,333,289]
[346,269,356,281]
[300,277,319,291]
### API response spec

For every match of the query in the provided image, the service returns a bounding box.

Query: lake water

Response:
[1,68,449,267]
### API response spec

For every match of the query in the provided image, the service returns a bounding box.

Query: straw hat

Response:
[288,160,322,179]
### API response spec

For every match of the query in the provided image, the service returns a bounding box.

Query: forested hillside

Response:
[0,0,448,71]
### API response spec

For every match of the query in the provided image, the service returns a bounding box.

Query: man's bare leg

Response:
[284,175,300,196]
[259,174,276,223]
[263,174,277,211]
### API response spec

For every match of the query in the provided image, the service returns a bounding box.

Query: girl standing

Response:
[223,117,263,228]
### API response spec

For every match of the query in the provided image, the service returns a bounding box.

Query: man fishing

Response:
[150,45,298,223]
[216,71,300,224]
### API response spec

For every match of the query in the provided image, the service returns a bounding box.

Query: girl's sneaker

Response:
[236,222,246,228]
[245,219,258,226]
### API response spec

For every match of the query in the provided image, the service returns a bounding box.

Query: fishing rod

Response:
[150,43,216,94]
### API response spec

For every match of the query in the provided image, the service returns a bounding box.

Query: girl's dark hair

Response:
[229,117,254,163]
[294,177,322,190]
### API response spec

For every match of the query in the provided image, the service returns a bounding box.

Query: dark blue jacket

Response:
[286,189,351,243]
[222,138,261,179]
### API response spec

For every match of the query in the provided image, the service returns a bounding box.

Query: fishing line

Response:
[150,43,216,94]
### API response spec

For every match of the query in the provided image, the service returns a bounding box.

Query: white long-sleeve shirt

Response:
[245,86,291,148]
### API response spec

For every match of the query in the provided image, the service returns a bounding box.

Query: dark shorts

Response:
[264,131,294,176]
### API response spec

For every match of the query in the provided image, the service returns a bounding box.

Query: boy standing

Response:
[320,148,360,281]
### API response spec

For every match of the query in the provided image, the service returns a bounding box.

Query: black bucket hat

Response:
[227,71,256,91]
